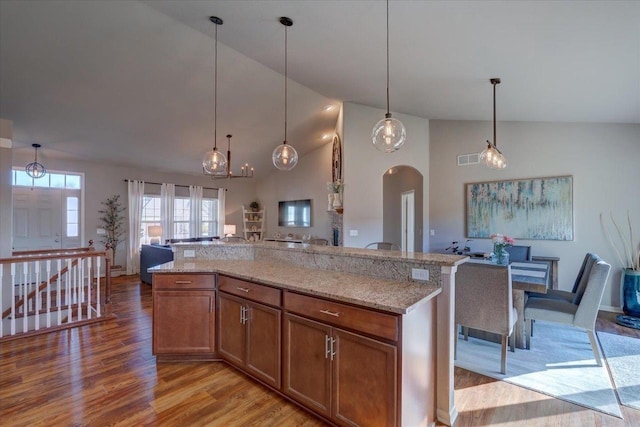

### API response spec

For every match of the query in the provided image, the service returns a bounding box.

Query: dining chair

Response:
[505,245,532,262]
[455,263,517,374]
[527,252,597,302]
[308,238,329,245]
[524,254,610,365]
[365,242,401,251]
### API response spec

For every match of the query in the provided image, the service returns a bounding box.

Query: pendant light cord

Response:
[493,80,497,148]
[284,24,288,144]
[213,22,218,150]
[386,0,390,115]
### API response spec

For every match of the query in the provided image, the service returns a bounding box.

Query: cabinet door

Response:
[283,313,332,418]
[153,290,215,354]
[246,301,281,389]
[218,292,246,367]
[332,328,398,427]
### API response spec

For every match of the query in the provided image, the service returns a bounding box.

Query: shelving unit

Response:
[242,206,264,241]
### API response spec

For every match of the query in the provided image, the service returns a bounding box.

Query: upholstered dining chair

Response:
[308,238,329,245]
[505,245,532,262]
[455,263,517,374]
[527,252,597,302]
[524,254,610,365]
[365,242,401,251]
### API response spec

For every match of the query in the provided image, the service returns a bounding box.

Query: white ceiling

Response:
[1,1,639,177]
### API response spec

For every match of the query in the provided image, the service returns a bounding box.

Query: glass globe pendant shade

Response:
[372,114,406,153]
[480,141,507,169]
[202,148,228,174]
[272,142,298,171]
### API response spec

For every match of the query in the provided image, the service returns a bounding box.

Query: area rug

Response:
[455,321,622,418]
[597,331,640,410]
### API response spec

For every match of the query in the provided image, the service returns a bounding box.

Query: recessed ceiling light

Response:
[322,134,331,140]
[322,105,334,111]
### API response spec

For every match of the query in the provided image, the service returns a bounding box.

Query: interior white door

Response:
[401,190,415,252]
[12,188,62,251]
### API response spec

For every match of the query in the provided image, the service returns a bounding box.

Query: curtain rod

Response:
[123,179,226,191]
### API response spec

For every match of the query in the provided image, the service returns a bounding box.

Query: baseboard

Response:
[599,305,623,314]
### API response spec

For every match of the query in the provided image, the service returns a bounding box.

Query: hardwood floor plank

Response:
[1,274,639,426]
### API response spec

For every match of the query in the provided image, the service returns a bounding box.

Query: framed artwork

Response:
[332,134,342,183]
[465,175,573,240]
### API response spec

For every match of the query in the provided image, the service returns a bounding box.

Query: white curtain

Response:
[217,188,226,238]
[189,185,203,238]
[127,180,144,275]
[161,183,175,243]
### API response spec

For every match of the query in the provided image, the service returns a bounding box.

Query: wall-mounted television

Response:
[278,199,312,227]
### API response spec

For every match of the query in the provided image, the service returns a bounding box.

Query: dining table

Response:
[466,259,550,349]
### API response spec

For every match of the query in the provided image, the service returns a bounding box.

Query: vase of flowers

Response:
[490,233,515,266]
[327,180,344,209]
[601,212,640,324]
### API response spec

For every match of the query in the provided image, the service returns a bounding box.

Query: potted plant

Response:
[250,201,260,212]
[601,212,640,324]
[99,195,125,275]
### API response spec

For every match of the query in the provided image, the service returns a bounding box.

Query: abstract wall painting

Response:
[465,176,573,240]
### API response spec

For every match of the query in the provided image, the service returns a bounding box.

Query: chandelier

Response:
[25,143,46,179]
[209,135,253,179]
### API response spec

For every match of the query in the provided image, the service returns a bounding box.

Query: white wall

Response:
[429,120,640,310]
[256,136,334,241]
[342,102,430,249]
[0,119,13,258]
[9,150,256,268]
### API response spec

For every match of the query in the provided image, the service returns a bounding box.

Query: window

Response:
[141,196,161,244]
[66,197,79,237]
[140,195,219,244]
[12,169,82,189]
[173,198,190,239]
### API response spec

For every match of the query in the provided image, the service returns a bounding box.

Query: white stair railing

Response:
[0,242,111,339]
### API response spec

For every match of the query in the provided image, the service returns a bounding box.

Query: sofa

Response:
[140,244,174,285]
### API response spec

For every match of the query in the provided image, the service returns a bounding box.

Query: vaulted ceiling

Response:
[1,1,638,177]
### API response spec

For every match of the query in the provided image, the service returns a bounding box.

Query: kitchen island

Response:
[149,241,467,426]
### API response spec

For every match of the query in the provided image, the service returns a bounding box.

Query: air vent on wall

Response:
[457,153,480,166]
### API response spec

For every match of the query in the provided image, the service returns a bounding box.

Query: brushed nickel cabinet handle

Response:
[325,335,331,359]
[174,280,192,284]
[236,287,251,293]
[320,309,340,317]
[330,337,336,361]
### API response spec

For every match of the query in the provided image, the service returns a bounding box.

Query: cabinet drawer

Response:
[283,291,399,342]
[219,275,281,307]
[153,273,216,290]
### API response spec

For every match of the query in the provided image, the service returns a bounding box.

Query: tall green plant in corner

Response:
[99,195,125,267]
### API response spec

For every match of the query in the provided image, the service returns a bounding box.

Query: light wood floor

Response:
[1,275,638,426]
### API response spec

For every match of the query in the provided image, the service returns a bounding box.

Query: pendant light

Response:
[272,17,299,171]
[25,143,46,179]
[202,16,228,175]
[480,78,507,169]
[371,0,406,153]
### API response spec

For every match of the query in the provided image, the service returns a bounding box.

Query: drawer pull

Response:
[174,280,192,284]
[320,309,340,318]
[236,287,251,293]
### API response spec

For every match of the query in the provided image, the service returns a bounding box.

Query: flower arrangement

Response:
[601,212,639,271]
[326,180,344,193]
[490,233,515,265]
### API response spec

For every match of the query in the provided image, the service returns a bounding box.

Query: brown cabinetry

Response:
[218,275,281,389]
[283,291,399,427]
[152,274,216,359]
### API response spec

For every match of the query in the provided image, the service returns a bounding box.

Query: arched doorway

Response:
[382,166,423,252]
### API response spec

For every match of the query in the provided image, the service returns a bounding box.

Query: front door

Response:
[12,188,62,251]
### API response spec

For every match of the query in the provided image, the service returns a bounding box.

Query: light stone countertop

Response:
[149,259,442,315]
